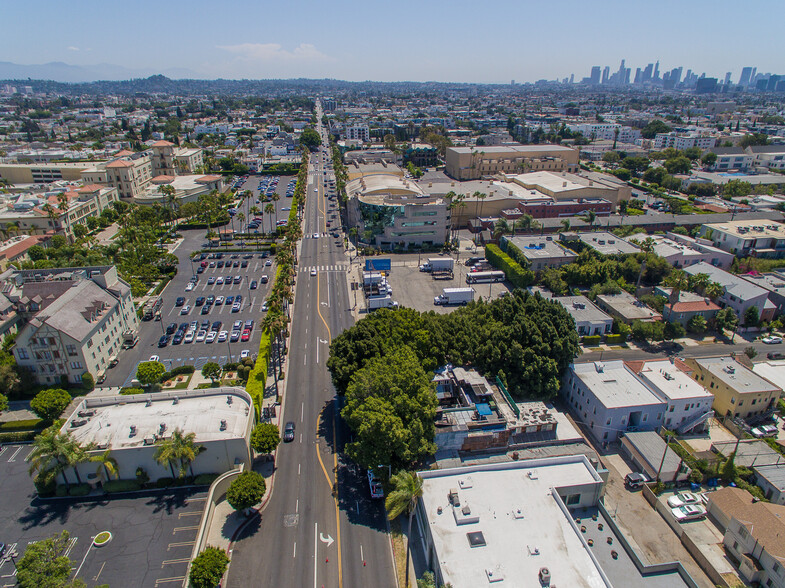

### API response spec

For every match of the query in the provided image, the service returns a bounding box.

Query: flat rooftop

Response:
[571,361,665,409]
[418,457,608,588]
[554,295,612,324]
[578,232,640,255]
[596,291,661,322]
[449,144,576,154]
[694,356,780,395]
[635,360,714,402]
[506,235,577,260]
[752,359,785,391]
[63,388,252,449]
[703,219,785,238]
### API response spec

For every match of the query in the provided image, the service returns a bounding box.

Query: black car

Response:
[233,260,240,267]
[166,323,177,335]
[231,254,239,259]
[225,296,234,305]
[235,294,243,302]
[250,280,258,290]
[206,295,215,305]
[172,333,183,345]
[179,322,189,331]
[243,254,253,259]
[158,335,170,347]
[241,260,248,268]
[175,297,185,306]
[200,305,211,315]
[201,320,211,330]
[211,321,222,331]
[196,266,205,274]
[244,319,254,330]
[195,296,205,306]
[217,261,225,268]
[283,421,295,442]
[216,253,224,259]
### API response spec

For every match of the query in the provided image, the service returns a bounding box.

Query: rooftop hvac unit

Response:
[448,488,460,506]
[539,567,551,585]
[172,397,179,405]
[145,399,152,407]
[220,419,227,431]
[159,423,166,435]
[227,395,233,405]
[129,425,137,437]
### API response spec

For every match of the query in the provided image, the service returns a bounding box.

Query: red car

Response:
[241,329,251,342]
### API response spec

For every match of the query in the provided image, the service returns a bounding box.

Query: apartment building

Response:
[445,145,579,180]
[553,295,613,336]
[134,174,224,206]
[3,265,138,385]
[653,132,717,150]
[148,140,205,175]
[709,147,754,172]
[683,356,781,420]
[569,123,641,143]
[503,235,577,271]
[685,261,777,322]
[700,219,785,258]
[344,123,370,142]
[747,145,785,170]
[647,232,734,269]
[595,291,662,324]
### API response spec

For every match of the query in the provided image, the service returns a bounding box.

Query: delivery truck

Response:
[433,287,475,306]
[419,257,454,272]
[367,295,399,310]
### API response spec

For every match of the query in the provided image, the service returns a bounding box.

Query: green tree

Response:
[136,361,165,386]
[663,321,686,341]
[602,151,620,164]
[663,156,692,175]
[72,224,88,239]
[154,428,203,478]
[90,448,119,482]
[299,127,322,151]
[682,147,702,161]
[722,179,753,199]
[641,119,672,139]
[0,392,7,412]
[30,388,72,423]
[687,315,708,334]
[16,530,84,588]
[744,305,760,327]
[341,347,437,470]
[81,372,95,391]
[745,346,758,360]
[250,422,281,454]
[721,452,738,482]
[189,547,229,588]
[701,152,717,167]
[621,156,650,176]
[385,471,424,588]
[715,307,738,332]
[226,470,267,513]
[201,362,221,383]
[0,364,21,397]
[28,426,87,486]
[739,133,769,149]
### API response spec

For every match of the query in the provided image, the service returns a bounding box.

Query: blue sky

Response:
[3,0,783,82]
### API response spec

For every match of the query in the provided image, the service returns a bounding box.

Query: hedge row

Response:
[0,430,38,443]
[120,387,144,395]
[605,334,626,344]
[246,329,272,418]
[103,479,142,493]
[160,364,195,382]
[0,419,44,432]
[485,244,535,288]
[581,335,601,346]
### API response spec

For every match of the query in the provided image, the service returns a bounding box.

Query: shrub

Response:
[194,473,220,486]
[0,419,44,432]
[581,335,601,346]
[159,364,195,383]
[102,479,142,493]
[30,388,72,422]
[485,243,535,288]
[189,547,230,588]
[81,372,95,391]
[0,430,39,443]
[55,486,68,497]
[250,423,281,454]
[245,329,272,417]
[155,477,175,488]
[604,334,625,344]
[68,484,91,497]
[119,387,144,395]
[34,474,56,497]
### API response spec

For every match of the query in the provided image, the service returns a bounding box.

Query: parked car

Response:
[185,282,194,292]
[149,355,160,362]
[180,305,191,315]
[671,504,707,522]
[667,492,700,508]
[217,330,228,342]
[241,329,251,342]
[230,330,241,342]
[158,335,170,348]
[762,336,783,345]
[195,297,205,306]
[215,296,225,305]
[624,472,649,490]
[206,331,217,343]
[166,323,177,335]
[250,280,258,290]
[240,350,250,359]
[767,351,785,360]
[175,297,185,306]
[208,277,216,285]
[751,424,778,438]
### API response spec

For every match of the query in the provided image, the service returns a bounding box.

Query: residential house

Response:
[554,295,613,336]
[595,291,662,324]
[620,431,691,483]
[684,262,776,322]
[647,232,734,270]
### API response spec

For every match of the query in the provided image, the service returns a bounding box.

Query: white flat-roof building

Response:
[63,388,253,481]
[577,231,640,256]
[699,219,785,259]
[554,295,613,336]
[503,235,577,271]
[645,232,734,270]
[416,456,609,588]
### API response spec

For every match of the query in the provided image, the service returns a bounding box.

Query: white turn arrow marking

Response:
[320,533,334,547]
[319,339,328,344]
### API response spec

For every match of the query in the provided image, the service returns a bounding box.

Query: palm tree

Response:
[515,214,533,234]
[271,192,280,220]
[154,429,203,478]
[493,218,511,241]
[236,212,245,234]
[559,219,571,233]
[582,210,597,231]
[689,272,710,295]
[42,203,59,234]
[385,471,424,588]
[28,428,87,487]
[90,449,119,483]
[265,203,276,234]
[705,281,724,301]
[57,193,71,241]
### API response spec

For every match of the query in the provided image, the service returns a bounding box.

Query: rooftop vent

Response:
[467,531,486,548]
[173,397,179,405]
[129,425,137,437]
[539,567,552,585]
[159,423,166,435]
[220,419,227,431]
[227,395,233,405]
[513,508,525,519]
[528,470,539,480]
[724,365,736,374]
[458,477,473,489]
[595,362,604,373]
[485,566,504,583]
[448,488,460,506]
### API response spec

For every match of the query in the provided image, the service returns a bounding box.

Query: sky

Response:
[2,0,783,83]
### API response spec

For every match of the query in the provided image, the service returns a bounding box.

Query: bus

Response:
[466,271,505,284]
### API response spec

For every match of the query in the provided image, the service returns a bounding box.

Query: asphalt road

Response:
[227,111,395,588]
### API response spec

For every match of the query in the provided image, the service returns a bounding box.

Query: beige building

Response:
[345,160,404,182]
[683,356,782,420]
[135,174,225,206]
[346,174,449,248]
[445,144,580,180]
[0,162,94,185]
[699,219,785,258]
[500,171,631,209]
[62,388,253,483]
[149,140,205,176]
[5,265,137,385]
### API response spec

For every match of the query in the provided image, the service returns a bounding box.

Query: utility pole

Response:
[656,434,671,482]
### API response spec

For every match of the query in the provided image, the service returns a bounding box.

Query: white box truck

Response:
[368,295,399,310]
[419,257,454,272]
[433,287,474,306]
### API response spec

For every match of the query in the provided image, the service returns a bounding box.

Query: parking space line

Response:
[161,558,191,567]
[173,526,199,533]
[7,446,23,463]
[63,537,78,558]
[154,576,186,585]
[167,541,195,550]
[0,446,7,458]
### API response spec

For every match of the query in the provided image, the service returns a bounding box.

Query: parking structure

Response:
[0,444,205,588]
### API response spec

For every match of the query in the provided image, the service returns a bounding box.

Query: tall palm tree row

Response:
[385,471,424,588]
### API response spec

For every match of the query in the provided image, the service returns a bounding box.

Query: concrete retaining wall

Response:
[681,531,733,588]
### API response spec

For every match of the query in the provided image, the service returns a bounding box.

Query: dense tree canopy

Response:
[16,531,82,588]
[299,127,322,150]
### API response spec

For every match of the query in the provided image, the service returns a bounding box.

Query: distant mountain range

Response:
[0,61,199,83]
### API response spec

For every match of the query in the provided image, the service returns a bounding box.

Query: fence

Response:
[495,376,520,419]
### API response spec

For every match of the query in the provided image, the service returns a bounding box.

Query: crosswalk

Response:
[300,264,349,273]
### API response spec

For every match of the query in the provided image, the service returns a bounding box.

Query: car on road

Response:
[149,355,160,362]
[185,283,194,292]
[283,421,295,442]
[671,504,707,522]
[195,296,205,306]
[208,277,216,285]
[166,323,177,335]
[241,329,251,342]
[667,492,700,508]
[206,331,217,343]
[218,330,228,342]
[310,268,317,276]
[767,351,785,360]
[240,349,250,359]
[158,335,170,347]
[180,305,190,315]
[196,330,207,343]
[250,280,257,290]
[230,330,241,342]
[261,300,269,311]
[762,336,783,344]
[175,297,185,306]
[215,296,224,305]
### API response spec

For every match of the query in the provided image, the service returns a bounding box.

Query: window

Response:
[17,348,29,360]
[738,525,748,540]
[643,414,648,422]
[66,345,77,356]
[70,361,83,370]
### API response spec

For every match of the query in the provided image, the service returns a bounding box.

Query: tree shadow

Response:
[19,494,113,530]
[145,488,200,515]
[231,510,261,541]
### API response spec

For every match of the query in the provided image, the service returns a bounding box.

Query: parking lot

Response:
[357,251,511,315]
[105,228,277,388]
[231,175,296,232]
[0,444,205,588]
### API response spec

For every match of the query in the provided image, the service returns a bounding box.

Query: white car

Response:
[149,355,160,363]
[265,260,272,266]
[671,504,707,522]
[180,305,190,315]
[762,336,783,344]
[185,282,194,292]
[667,492,699,508]
[205,331,217,343]
[240,350,250,359]
[195,330,207,343]
[751,424,778,438]
[216,296,225,305]
[217,330,228,342]
[184,331,195,344]
[261,300,269,311]
[216,277,224,285]
[310,268,317,276]
[313,233,319,239]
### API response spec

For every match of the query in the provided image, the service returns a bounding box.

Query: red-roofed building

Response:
[662,290,721,326]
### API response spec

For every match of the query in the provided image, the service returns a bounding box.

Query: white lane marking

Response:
[301,402,304,423]
[293,541,296,559]
[7,446,23,462]
[360,544,364,563]
[298,463,301,475]
[296,499,299,513]
[313,523,318,588]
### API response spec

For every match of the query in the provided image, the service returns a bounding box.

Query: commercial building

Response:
[502,235,577,271]
[134,174,225,206]
[553,295,613,336]
[683,356,782,420]
[0,234,49,271]
[148,140,204,176]
[620,431,691,483]
[684,262,776,322]
[699,219,785,258]
[595,291,662,324]
[500,171,630,209]
[707,487,785,588]
[747,145,785,171]
[569,123,641,143]
[628,359,715,434]
[4,265,138,385]
[344,123,370,142]
[708,147,754,172]
[62,388,253,482]
[346,174,449,249]
[415,457,609,588]
[445,145,579,180]
[575,231,640,256]
[403,144,438,168]
[0,161,95,185]
[646,232,734,270]
[563,361,666,444]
